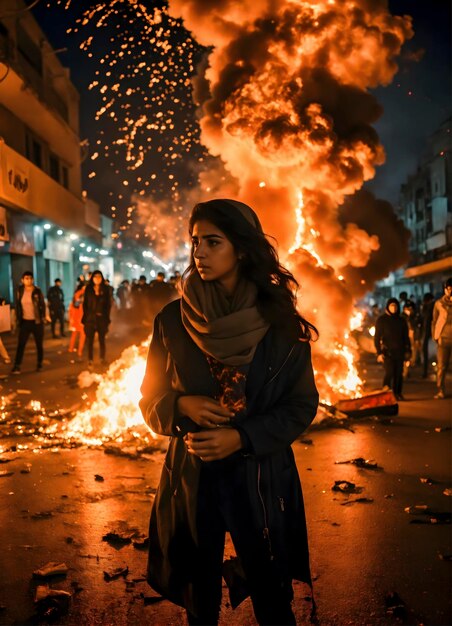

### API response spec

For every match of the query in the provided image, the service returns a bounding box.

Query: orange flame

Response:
[48,340,156,446]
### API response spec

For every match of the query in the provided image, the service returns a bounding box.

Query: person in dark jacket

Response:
[148,271,178,321]
[140,199,319,625]
[374,297,411,400]
[11,271,46,374]
[47,278,66,338]
[81,270,112,367]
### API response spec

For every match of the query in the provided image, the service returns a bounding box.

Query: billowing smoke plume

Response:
[166,0,413,399]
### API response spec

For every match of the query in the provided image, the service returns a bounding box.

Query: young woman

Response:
[81,270,112,367]
[140,198,319,625]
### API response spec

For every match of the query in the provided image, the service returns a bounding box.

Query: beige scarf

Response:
[181,272,269,366]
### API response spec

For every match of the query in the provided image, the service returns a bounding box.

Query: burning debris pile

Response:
[0,339,162,453]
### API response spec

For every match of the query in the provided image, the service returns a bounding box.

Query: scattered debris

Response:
[384,494,395,499]
[115,475,145,480]
[332,480,363,494]
[20,464,32,474]
[132,535,149,550]
[17,389,32,395]
[104,445,142,460]
[0,455,15,463]
[335,389,398,418]
[299,438,313,445]
[420,477,436,485]
[385,591,406,618]
[335,457,382,470]
[311,404,354,432]
[405,505,428,514]
[443,488,452,497]
[103,565,129,581]
[405,505,451,524]
[30,511,54,520]
[410,514,451,525]
[102,521,141,546]
[125,581,136,592]
[0,470,13,477]
[94,474,105,482]
[33,562,68,578]
[341,497,374,505]
[438,553,452,561]
[34,585,71,620]
[435,426,451,433]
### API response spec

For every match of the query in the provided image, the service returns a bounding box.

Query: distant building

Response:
[0,0,102,302]
[375,117,451,304]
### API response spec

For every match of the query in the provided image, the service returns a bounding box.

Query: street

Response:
[0,322,451,626]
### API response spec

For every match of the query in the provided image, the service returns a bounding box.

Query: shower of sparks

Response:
[42,0,208,245]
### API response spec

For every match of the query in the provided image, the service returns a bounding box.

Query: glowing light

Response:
[48,341,156,445]
[43,223,52,230]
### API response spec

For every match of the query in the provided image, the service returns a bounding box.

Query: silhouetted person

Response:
[148,272,177,320]
[131,275,150,322]
[374,298,411,400]
[47,278,66,338]
[12,271,46,374]
[117,279,131,310]
[402,301,422,375]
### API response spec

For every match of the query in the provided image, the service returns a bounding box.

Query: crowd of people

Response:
[0,269,180,374]
[373,279,452,400]
[0,269,450,400]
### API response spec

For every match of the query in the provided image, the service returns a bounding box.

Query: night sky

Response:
[31,0,451,241]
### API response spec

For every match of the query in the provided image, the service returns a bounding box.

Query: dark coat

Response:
[15,286,46,325]
[81,284,111,328]
[47,285,65,312]
[374,312,411,358]
[139,299,319,615]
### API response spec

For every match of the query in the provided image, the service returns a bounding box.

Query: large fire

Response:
[27,0,414,442]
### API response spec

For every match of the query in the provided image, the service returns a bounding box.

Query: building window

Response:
[49,154,60,182]
[17,24,42,76]
[62,166,69,189]
[32,139,42,168]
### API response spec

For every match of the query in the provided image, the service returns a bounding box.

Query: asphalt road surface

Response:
[0,320,450,626]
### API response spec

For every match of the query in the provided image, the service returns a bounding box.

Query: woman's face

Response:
[191,220,240,292]
[92,274,102,286]
[388,302,398,314]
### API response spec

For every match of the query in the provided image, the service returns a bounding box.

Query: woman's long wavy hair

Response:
[185,199,318,342]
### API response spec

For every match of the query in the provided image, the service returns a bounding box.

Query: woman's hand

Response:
[185,428,242,462]
[177,395,233,428]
